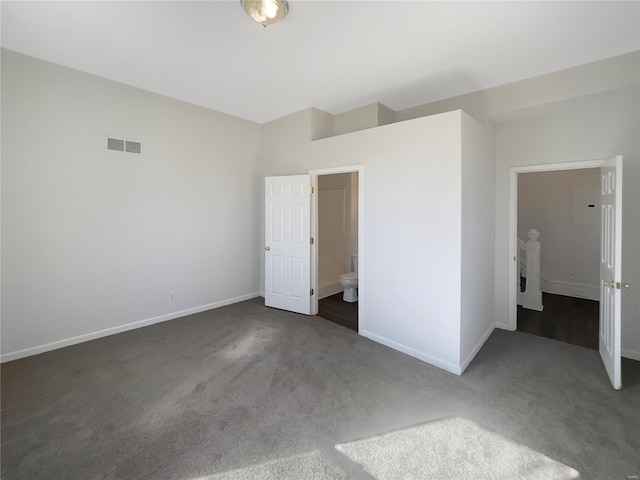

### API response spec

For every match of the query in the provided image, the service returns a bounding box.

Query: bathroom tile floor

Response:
[317,293,358,331]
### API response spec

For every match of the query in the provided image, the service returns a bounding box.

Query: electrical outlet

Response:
[170,292,175,301]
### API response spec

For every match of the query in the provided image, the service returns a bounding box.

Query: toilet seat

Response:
[340,272,358,280]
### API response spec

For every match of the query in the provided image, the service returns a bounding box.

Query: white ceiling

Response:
[2,1,639,124]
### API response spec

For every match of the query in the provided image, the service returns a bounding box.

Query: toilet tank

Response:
[352,253,358,273]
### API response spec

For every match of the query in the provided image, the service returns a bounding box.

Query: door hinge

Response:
[310,237,314,245]
[309,186,314,194]
[310,288,314,296]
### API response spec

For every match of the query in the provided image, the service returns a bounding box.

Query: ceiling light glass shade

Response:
[241,0,289,27]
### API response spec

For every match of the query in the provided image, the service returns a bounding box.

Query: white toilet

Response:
[339,253,358,302]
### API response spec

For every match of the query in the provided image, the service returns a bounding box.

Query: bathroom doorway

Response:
[310,166,362,332]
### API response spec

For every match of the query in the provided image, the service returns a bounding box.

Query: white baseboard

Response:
[360,330,462,375]
[543,279,599,301]
[494,322,513,331]
[622,348,640,361]
[1,292,261,363]
[460,323,496,374]
[318,281,343,300]
[540,275,548,291]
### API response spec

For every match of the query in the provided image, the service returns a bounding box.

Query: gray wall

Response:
[495,86,640,359]
[1,51,262,358]
[391,50,639,360]
[310,112,468,373]
[460,112,496,369]
[3,47,638,366]
[260,107,496,374]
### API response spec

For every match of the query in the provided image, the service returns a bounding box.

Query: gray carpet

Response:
[336,416,579,480]
[2,297,639,479]
[205,451,348,480]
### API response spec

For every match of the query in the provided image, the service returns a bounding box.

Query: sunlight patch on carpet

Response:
[202,451,348,480]
[336,416,580,480]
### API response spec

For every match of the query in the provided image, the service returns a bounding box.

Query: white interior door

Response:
[599,155,623,390]
[265,175,311,315]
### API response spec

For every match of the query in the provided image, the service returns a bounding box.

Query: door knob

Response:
[265,246,271,251]
[623,283,630,289]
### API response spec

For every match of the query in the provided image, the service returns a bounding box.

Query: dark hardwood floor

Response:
[318,289,597,348]
[517,292,599,350]
[317,293,358,331]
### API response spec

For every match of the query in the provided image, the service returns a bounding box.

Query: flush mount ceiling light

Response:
[241,0,289,27]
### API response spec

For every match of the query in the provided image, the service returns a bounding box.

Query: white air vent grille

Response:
[125,141,141,154]
[107,137,125,152]
[106,137,142,154]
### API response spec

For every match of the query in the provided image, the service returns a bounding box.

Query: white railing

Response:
[517,228,544,311]
[517,238,526,287]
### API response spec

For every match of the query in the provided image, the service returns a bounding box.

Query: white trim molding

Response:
[494,322,512,331]
[460,323,496,374]
[318,281,343,300]
[543,279,600,301]
[1,292,261,363]
[622,349,640,361]
[360,330,462,375]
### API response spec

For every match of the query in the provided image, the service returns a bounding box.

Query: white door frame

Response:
[508,158,607,330]
[309,165,363,318]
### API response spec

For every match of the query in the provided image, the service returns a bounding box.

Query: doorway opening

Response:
[515,168,601,350]
[508,159,610,330]
[310,165,362,332]
[508,156,623,389]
